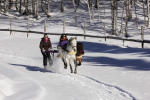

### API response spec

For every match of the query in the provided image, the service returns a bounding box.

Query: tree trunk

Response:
[9,0,13,9]
[111,0,118,35]
[15,0,19,11]
[24,0,29,15]
[47,0,51,17]
[142,0,146,26]
[125,0,129,37]
[4,0,7,12]
[61,0,64,12]
[19,0,22,14]
[147,0,150,27]
[0,0,2,12]
[88,0,92,10]
[126,0,132,21]
[134,0,138,27]
[95,0,98,8]
[34,0,39,18]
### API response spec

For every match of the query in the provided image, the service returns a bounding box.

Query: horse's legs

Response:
[74,59,77,74]
[62,58,67,69]
[69,59,73,73]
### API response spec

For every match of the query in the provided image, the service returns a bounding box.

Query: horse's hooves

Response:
[64,66,67,69]
[74,71,77,74]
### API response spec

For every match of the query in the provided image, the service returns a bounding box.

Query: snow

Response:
[0,1,150,100]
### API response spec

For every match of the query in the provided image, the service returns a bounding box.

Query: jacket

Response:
[39,38,52,51]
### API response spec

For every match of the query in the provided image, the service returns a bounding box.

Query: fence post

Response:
[123,39,125,46]
[27,16,29,38]
[141,26,144,48]
[9,16,12,35]
[83,21,86,40]
[44,20,46,33]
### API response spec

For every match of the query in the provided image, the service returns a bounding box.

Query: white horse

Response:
[58,37,78,74]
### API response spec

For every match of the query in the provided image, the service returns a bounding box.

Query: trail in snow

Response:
[0,48,136,100]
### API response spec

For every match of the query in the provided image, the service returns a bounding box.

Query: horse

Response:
[58,37,78,74]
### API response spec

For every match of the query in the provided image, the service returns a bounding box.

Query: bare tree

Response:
[111,0,118,35]
[95,0,98,8]
[125,0,129,37]
[61,0,64,12]
[9,0,13,9]
[0,0,1,6]
[147,0,150,27]
[23,0,29,15]
[134,0,138,27]
[47,0,51,17]
[15,0,19,11]
[126,0,132,21]
[19,0,22,14]
[34,0,39,18]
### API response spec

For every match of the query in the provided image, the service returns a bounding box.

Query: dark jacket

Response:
[39,38,52,51]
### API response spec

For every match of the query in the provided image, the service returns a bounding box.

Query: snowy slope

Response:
[0,28,150,100]
[0,31,137,100]
[0,0,150,99]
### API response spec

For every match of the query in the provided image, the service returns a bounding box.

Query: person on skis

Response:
[39,33,53,69]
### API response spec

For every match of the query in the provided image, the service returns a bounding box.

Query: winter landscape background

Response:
[0,0,150,100]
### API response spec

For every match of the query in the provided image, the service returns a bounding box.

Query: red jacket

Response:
[39,38,52,51]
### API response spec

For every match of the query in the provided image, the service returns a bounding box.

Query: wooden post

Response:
[141,26,144,48]
[63,20,65,33]
[10,16,12,35]
[105,37,106,42]
[27,16,29,38]
[83,21,86,40]
[123,39,125,46]
[44,20,46,33]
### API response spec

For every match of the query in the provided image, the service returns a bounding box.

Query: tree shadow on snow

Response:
[84,56,150,71]
[82,41,150,71]
[83,41,150,57]
[9,63,53,73]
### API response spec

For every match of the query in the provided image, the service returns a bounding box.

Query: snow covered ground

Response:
[0,1,150,100]
[0,23,150,100]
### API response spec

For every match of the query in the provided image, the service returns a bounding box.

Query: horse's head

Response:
[68,37,77,52]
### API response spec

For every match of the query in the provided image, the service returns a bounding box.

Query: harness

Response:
[68,51,77,55]
[76,55,82,58]
[66,41,77,55]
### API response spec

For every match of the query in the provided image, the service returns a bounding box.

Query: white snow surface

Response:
[0,1,150,100]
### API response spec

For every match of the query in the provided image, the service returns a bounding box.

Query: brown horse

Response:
[76,42,84,66]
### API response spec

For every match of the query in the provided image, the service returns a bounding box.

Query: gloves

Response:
[48,48,51,51]
[42,48,46,52]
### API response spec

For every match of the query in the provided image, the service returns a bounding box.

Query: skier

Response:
[39,33,53,69]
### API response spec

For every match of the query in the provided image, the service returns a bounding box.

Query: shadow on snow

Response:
[83,41,150,71]
[9,63,53,73]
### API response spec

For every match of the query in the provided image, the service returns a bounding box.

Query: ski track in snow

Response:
[0,51,137,100]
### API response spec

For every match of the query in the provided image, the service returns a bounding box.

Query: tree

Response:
[19,0,22,14]
[111,0,118,35]
[61,0,64,12]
